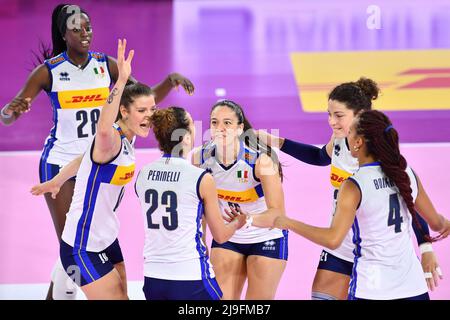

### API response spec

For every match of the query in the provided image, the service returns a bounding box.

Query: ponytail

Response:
[35,4,88,64]
[356,110,437,242]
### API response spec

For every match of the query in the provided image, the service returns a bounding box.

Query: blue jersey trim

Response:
[347,177,362,210]
[45,52,67,70]
[43,63,53,92]
[254,183,264,198]
[349,217,362,300]
[62,51,92,70]
[196,170,208,201]
[361,161,381,167]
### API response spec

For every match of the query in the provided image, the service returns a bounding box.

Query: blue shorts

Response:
[60,239,124,287]
[143,277,222,300]
[39,159,76,183]
[352,292,430,300]
[317,250,353,276]
[211,232,288,260]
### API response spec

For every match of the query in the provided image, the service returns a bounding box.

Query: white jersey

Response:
[62,124,135,252]
[348,163,427,300]
[200,141,285,244]
[135,156,215,280]
[42,51,111,166]
[326,138,359,262]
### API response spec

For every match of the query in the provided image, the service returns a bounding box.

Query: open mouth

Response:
[140,122,150,129]
[80,40,90,47]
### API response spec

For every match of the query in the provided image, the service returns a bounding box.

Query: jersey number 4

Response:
[388,193,403,233]
[145,189,178,230]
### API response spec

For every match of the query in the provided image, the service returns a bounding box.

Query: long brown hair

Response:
[211,99,283,181]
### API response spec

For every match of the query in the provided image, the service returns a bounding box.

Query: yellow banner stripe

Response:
[217,188,260,203]
[58,87,109,109]
[330,165,353,189]
[110,164,135,186]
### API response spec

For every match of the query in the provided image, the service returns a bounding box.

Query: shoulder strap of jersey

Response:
[113,123,126,139]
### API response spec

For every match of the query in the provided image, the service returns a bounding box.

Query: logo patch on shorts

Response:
[262,240,276,251]
[98,253,109,264]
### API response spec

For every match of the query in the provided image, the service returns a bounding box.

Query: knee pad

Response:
[311,291,338,300]
[51,258,78,300]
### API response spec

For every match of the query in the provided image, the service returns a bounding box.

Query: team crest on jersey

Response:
[334,144,341,156]
[237,170,249,183]
[59,72,70,81]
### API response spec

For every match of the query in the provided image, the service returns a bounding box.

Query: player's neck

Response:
[358,154,377,167]
[215,140,240,166]
[66,49,89,68]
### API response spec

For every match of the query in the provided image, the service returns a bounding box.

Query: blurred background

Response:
[0,0,449,300]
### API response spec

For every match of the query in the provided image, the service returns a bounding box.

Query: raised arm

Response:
[1,64,50,125]
[108,57,194,104]
[273,179,360,250]
[256,130,332,166]
[93,39,134,163]
[200,173,246,244]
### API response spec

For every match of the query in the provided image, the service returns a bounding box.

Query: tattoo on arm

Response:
[107,88,119,104]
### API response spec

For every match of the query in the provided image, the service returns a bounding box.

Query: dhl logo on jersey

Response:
[58,88,109,109]
[109,164,135,186]
[330,165,352,189]
[217,188,261,203]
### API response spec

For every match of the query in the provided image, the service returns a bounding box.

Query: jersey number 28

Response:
[76,109,100,138]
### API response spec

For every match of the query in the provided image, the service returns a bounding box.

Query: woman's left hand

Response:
[421,250,443,291]
[117,39,134,82]
[169,73,195,95]
[223,206,247,223]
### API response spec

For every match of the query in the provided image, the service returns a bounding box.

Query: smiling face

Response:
[120,95,156,138]
[327,99,356,138]
[64,13,92,55]
[210,105,244,149]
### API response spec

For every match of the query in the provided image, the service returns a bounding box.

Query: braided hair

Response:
[355,110,436,242]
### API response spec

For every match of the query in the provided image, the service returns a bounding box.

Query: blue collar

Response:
[361,161,381,167]
[162,153,184,159]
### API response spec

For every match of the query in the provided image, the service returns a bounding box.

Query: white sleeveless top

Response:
[200,141,285,244]
[326,137,359,262]
[42,51,111,166]
[348,163,427,299]
[135,156,215,280]
[62,124,135,252]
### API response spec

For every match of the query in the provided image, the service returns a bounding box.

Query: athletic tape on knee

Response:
[51,258,78,300]
[311,291,338,300]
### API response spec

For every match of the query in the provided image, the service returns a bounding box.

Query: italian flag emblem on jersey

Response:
[94,67,105,75]
[237,170,248,179]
